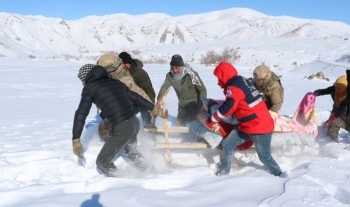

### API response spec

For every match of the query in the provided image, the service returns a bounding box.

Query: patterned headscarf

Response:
[78,64,95,82]
[170,64,201,86]
[334,75,348,108]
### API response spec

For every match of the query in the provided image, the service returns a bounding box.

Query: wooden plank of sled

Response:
[161,88,178,166]
[154,88,212,168]
[155,143,210,149]
[144,126,190,133]
[151,117,156,142]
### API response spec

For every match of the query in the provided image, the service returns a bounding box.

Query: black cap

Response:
[170,54,184,66]
[119,52,133,64]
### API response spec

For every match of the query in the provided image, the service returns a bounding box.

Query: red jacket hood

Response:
[214,62,238,86]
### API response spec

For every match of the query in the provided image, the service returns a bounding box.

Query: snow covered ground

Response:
[1,46,350,206]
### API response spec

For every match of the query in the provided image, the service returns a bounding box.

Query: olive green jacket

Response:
[157,68,207,108]
[254,72,284,113]
[128,59,156,102]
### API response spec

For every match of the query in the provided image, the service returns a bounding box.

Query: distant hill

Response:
[0,8,349,58]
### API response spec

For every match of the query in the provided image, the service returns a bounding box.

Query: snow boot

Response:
[124,145,150,172]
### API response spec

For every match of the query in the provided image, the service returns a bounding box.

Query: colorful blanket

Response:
[271,92,318,138]
[191,93,319,149]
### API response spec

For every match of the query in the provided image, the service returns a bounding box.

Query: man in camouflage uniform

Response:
[97,54,151,102]
[252,65,284,113]
[119,52,156,128]
[95,54,153,140]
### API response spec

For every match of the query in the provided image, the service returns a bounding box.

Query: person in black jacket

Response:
[314,75,349,142]
[119,52,156,128]
[72,65,167,177]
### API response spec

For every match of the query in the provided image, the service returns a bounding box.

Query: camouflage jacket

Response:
[254,72,284,113]
[109,65,151,102]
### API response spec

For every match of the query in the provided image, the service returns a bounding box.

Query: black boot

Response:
[97,162,118,177]
[124,145,150,171]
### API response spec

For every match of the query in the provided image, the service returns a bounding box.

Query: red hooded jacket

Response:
[206,62,274,134]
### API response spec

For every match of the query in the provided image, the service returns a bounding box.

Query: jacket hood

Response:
[129,59,143,75]
[85,65,109,84]
[214,62,238,86]
[134,59,143,69]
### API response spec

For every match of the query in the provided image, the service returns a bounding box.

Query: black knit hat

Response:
[170,54,184,66]
[119,52,133,64]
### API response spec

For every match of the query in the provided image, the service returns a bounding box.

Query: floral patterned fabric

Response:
[270,92,318,138]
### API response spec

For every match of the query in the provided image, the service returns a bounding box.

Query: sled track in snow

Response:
[303,174,350,204]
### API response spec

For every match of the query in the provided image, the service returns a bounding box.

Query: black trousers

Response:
[176,101,203,126]
[96,115,141,176]
[133,103,152,126]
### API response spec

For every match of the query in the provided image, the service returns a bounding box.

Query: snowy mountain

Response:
[0,8,350,58]
[1,9,350,207]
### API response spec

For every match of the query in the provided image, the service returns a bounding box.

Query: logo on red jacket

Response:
[226,90,232,96]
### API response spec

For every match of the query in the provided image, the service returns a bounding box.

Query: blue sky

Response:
[1,0,349,24]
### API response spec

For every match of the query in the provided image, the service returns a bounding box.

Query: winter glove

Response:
[323,116,336,128]
[72,138,84,158]
[151,106,168,119]
[313,90,319,96]
[205,117,218,132]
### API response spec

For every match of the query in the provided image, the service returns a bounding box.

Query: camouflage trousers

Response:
[327,114,350,139]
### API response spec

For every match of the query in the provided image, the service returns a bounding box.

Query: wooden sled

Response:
[145,89,321,170]
[145,90,318,168]
[144,88,214,168]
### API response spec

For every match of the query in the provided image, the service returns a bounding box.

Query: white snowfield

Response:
[1,8,350,207]
[1,47,350,206]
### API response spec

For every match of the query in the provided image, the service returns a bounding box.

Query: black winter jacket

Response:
[72,66,154,139]
[129,59,156,102]
[315,86,348,118]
